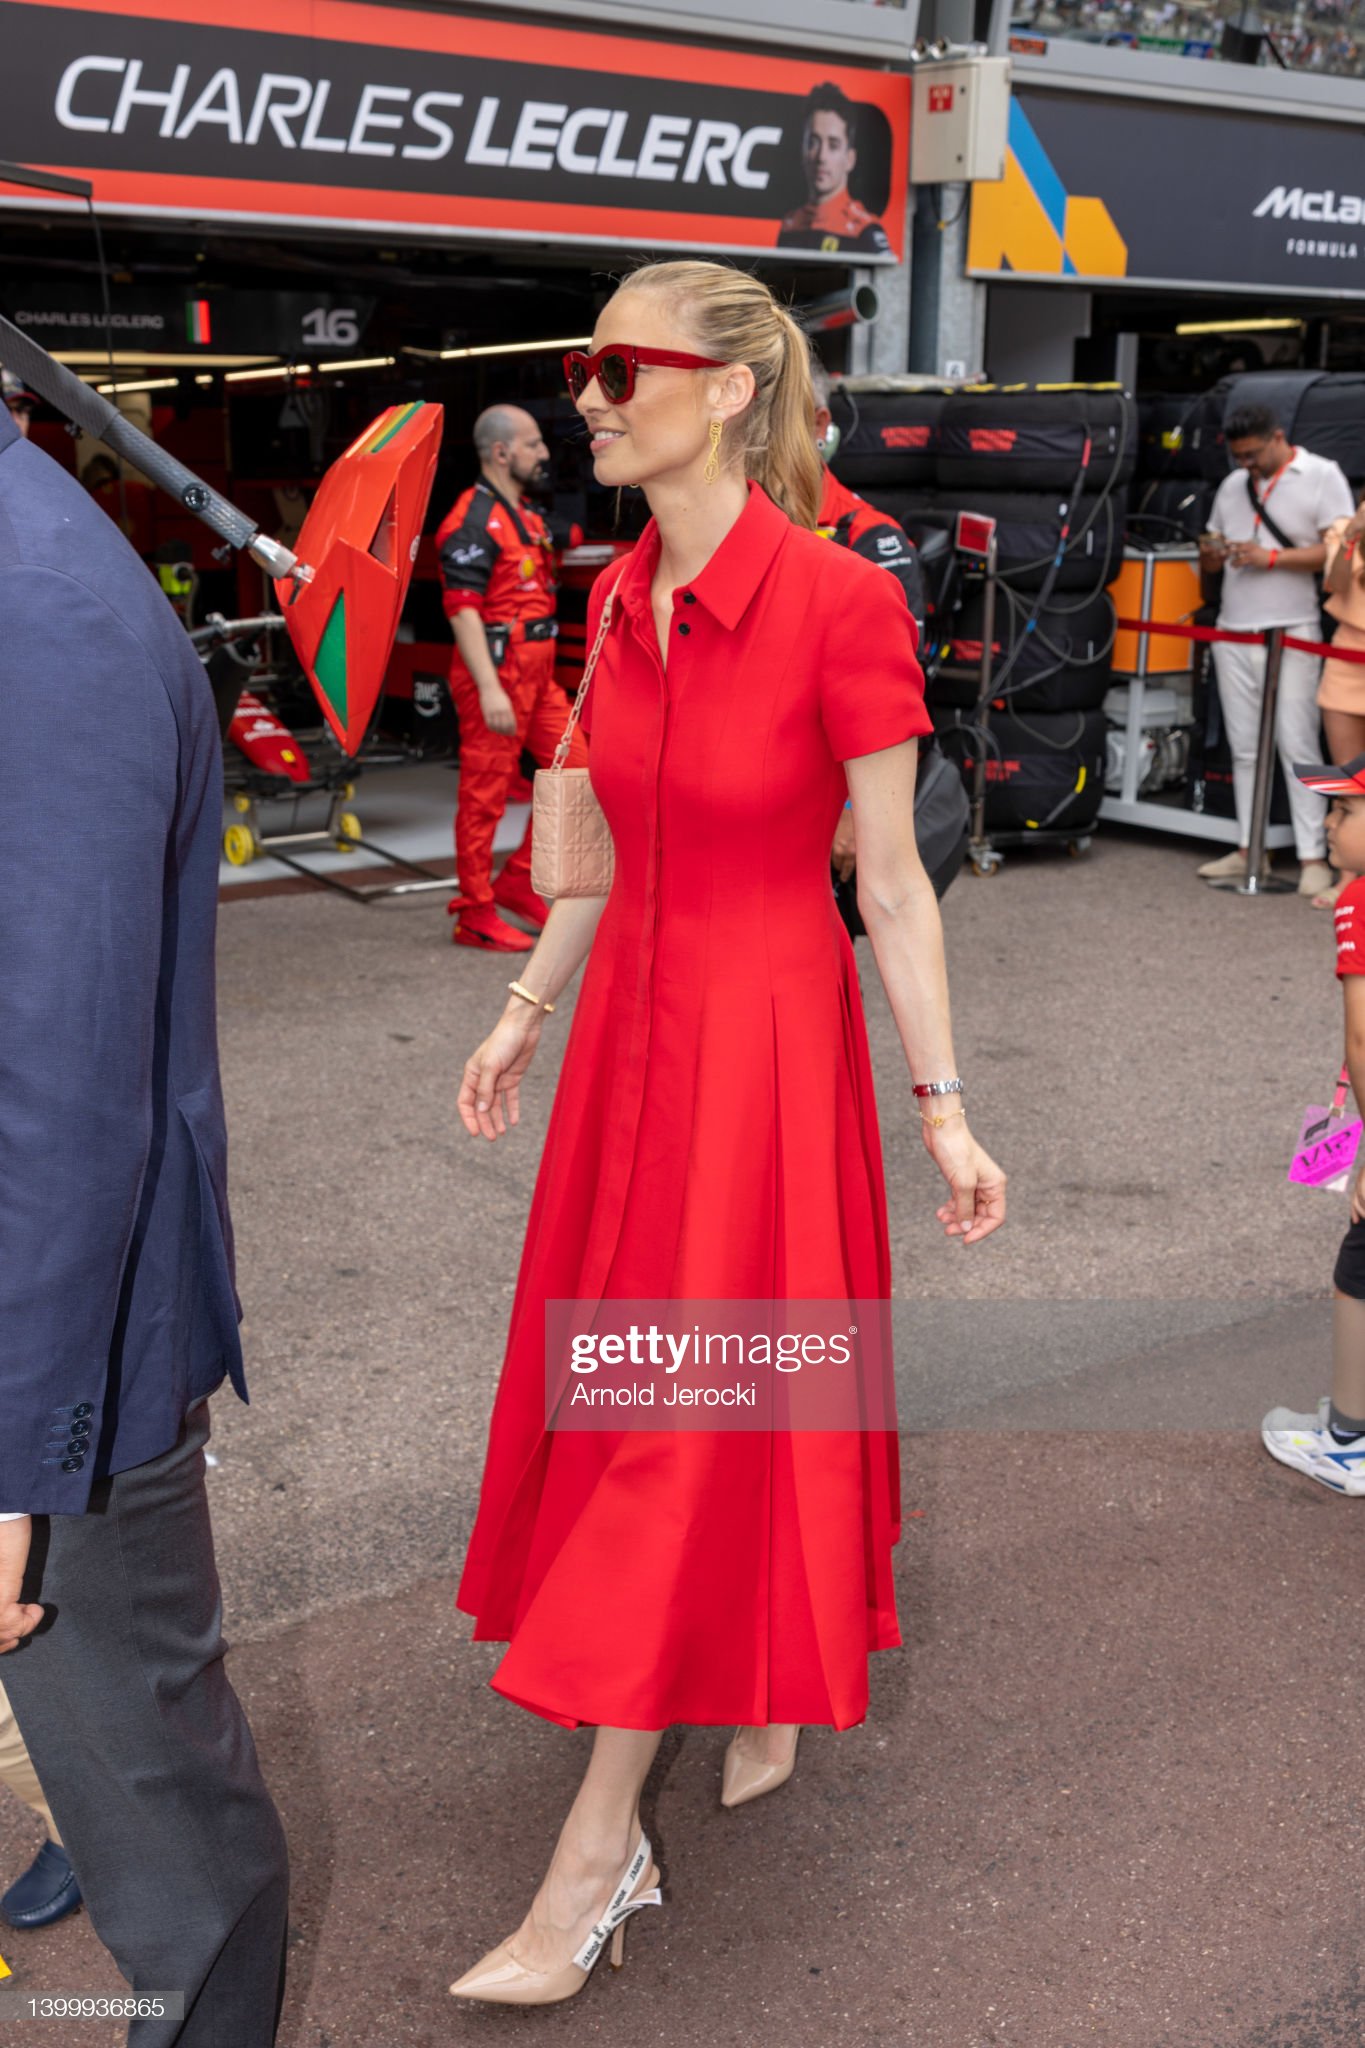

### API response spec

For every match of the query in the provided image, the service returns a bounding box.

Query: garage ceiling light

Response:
[429,333,593,361]
[1174,317,1304,335]
[223,361,312,384]
[55,351,278,370]
[95,376,180,395]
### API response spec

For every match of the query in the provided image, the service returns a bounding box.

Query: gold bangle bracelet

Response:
[920,1107,967,1128]
[507,980,554,1013]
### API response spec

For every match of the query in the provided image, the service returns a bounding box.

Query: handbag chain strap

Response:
[550,569,627,774]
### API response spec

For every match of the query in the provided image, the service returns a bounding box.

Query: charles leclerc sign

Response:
[0,0,910,262]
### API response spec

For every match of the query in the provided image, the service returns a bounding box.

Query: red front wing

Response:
[276,401,444,755]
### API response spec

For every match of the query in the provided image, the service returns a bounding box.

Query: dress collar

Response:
[619,480,790,632]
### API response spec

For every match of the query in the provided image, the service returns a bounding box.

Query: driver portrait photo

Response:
[777,82,892,257]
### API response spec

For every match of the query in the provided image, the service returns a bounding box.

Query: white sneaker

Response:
[1261,1396,1365,1493]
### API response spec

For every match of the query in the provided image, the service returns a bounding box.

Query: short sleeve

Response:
[1320,461,1356,533]
[1209,474,1237,534]
[1336,881,1365,977]
[818,562,933,762]
[437,505,495,618]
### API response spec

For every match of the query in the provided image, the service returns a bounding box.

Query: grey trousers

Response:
[1,1399,289,2047]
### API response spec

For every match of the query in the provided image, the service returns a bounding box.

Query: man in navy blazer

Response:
[0,402,289,2042]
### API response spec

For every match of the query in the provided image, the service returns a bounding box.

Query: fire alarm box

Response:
[911,58,1011,185]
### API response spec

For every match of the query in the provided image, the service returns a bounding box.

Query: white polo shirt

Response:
[1211,445,1354,631]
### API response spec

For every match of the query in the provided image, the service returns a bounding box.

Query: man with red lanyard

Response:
[1197,402,1353,897]
[809,357,925,909]
[438,405,587,953]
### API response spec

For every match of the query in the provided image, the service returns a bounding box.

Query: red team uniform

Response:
[777,192,891,256]
[436,479,588,928]
[816,468,924,635]
[1335,878,1365,978]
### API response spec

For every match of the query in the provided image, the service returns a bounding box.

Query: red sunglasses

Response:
[564,344,728,405]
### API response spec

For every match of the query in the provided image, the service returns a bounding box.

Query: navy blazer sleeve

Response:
[0,565,176,1513]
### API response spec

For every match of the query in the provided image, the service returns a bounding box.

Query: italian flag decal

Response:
[186,298,212,346]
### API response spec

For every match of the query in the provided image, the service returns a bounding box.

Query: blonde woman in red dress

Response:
[449,260,1007,2006]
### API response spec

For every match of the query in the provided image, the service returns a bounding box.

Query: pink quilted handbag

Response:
[531,571,624,900]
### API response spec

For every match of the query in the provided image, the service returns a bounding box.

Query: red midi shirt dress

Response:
[455,481,934,1732]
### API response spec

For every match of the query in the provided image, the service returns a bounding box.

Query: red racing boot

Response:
[448,897,534,952]
[492,866,550,931]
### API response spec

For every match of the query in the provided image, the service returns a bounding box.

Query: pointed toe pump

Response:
[448,1831,663,2006]
[720,1725,801,1809]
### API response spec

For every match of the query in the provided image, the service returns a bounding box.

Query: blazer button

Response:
[69,1420,91,1437]
[677,622,691,637]
[65,1440,86,1457]
[61,1457,85,1473]
[72,1404,93,1419]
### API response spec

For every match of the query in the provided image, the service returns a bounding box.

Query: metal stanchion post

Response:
[968,534,1000,874]
[1233,626,1295,896]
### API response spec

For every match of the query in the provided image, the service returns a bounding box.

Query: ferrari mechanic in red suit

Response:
[437,405,588,953]
[448,263,1007,2007]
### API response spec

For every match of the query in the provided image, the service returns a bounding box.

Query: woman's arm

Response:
[458,893,608,1141]
[846,740,1006,1244]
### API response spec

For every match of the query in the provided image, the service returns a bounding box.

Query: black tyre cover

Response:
[1294,376,1365,493]
[829,390,948,488]
[929,589,1115,713]
[1128,476,1215,544]
[949,489,1129,592]
[856,484,947,530]
[1199,370,1330,485]
[1137,395,1219,482]
[938,389,1137,492]
[933,706,1107,833]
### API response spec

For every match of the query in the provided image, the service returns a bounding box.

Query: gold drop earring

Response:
[703,418,723,485]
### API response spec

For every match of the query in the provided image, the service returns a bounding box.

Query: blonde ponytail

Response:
[615,260,824,529]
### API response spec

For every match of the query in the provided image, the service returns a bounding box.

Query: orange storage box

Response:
[1108,549,1203,678]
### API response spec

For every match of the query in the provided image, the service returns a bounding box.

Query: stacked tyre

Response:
[828,387,948,492]
[931,706,1108,840]
[1201,371,1365,494]
[1129,394,1216,543]
[835,384,1133,840]
[931,587,1115,713]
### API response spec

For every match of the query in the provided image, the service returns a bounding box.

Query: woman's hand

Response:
[831,808,856,883]
[1351,1160,1365,1226]
[458,1008,543,1141]
[922,1115,1007,1244]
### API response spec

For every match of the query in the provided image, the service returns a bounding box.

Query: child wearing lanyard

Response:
[1263,750,1365,1490]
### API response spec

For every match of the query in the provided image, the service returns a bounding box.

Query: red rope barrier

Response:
[1115,617,1365,666]
[1115,617,1263,647]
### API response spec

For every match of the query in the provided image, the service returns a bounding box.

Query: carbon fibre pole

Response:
[0,312,308,585]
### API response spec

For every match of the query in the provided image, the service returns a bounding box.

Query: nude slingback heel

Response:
[448,1831,663,2006]
[720,1725,801,1808]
